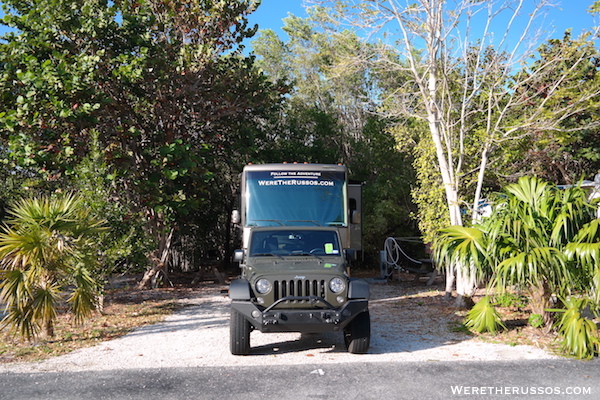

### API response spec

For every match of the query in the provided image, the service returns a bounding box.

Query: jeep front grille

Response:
[273,279,326,303]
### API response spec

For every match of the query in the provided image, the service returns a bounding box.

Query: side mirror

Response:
[345,249,357,262]
[231,210,240,224]
[233,249,244,262]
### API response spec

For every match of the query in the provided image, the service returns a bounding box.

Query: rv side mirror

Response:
[345,249,357,262]
[231,210,240,224]
[233,249,244,262]
[351,210,361,224]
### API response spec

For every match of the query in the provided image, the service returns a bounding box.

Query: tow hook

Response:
[264,312,281,326]
[322,312,341,324]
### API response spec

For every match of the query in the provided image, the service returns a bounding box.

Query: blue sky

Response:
[247,0,598,43]
[1,0,597,48]
[248,0,308,35]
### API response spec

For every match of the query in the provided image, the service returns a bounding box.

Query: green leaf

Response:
[164,170,179,180]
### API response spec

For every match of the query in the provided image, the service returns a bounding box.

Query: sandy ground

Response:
[0,280,556,373]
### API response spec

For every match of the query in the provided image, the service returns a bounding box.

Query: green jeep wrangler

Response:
[229,226,370,355]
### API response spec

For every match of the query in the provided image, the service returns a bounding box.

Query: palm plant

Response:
[0,194,105,339]
[435,177,599,334]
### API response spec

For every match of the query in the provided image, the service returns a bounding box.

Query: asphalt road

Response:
[1,359,599,400]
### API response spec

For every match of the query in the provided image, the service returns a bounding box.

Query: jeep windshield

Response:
[249,230,341,257]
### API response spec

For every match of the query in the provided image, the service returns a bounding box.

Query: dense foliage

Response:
[435,177,600,358]
[0,1,599,304]
[0,0,281,287]
[251,13,418,259]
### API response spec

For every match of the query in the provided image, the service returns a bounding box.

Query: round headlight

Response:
[255,278,272,294]
[329,277,346,294]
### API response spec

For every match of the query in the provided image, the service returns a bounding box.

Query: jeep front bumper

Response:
[230,297,369,333]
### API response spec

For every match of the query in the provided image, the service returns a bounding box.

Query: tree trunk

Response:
[43,318,54,339]
[420,1,476,305]
[138,220,174,290]
[224,192,235,272]
[472,142,491,224]
[428,79,475,304]
[453,260,477,308]
[529,280,554,331]
[97,293,105,315]
[454,294,475,309]
[444,262,455,299]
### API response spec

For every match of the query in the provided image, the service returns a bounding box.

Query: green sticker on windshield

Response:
[324,263,333,268]
[325,243,333,254]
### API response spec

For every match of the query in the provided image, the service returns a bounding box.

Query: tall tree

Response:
[0,0,280,287]
[318,0,600,306]
[253,13,378,163]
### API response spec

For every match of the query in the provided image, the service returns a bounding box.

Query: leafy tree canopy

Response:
[0,0,283,286]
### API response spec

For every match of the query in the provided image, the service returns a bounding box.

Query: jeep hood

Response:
[245,257,346,275]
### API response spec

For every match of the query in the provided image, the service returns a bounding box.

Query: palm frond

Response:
[0,303,39,340]
[68,264,100,324]
[465,296,506,334]
[592,268,600,304]
[565,242,600,266]
[30,283,61,325]
[0,269,31,307]
[571,219,600,243]
[434,226,488,270]
[494,247,569,290]
[553,297,600,360]
[504,176,548,212]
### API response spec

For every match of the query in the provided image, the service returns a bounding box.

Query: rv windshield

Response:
[245,170,346,227]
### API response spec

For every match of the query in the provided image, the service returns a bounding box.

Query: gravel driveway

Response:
[0,281,556,373]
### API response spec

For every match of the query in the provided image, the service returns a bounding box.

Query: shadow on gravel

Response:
[364,279,472,355]
[250,332,346,355]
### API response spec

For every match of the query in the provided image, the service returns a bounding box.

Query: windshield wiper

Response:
[251,253,284,259]
[291,252,323,260]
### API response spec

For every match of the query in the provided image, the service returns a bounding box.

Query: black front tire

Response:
[230,309,251,355]
[344,310,370,354]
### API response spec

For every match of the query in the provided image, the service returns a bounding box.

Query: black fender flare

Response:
[348,278,370,300]
[229,279,252,301]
